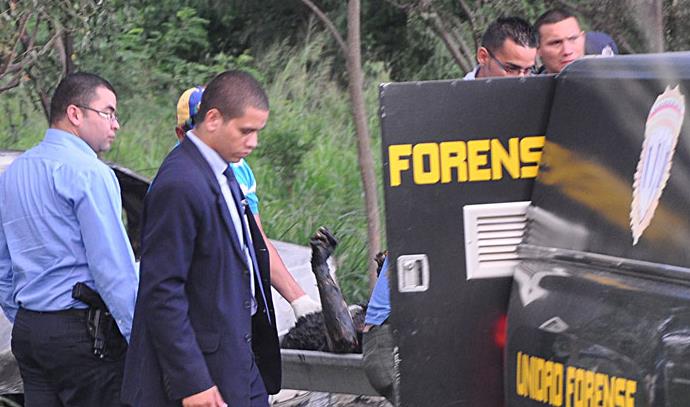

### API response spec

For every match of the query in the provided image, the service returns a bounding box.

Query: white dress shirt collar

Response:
[185,131,227,176]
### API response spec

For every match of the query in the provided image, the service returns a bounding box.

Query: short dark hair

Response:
[534,8,580,36]
[49,72,117,125]
[196,70,269,124]
[481,17,537,52]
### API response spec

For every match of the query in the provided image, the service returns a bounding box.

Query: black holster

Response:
[72,282,127,360]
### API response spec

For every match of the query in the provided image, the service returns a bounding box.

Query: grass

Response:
[246,36,388,303]
[0,33,387,304]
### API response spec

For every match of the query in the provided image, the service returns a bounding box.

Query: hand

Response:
[182,385,227,407]
[290,295,321,319]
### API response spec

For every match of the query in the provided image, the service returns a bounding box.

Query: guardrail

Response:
[280,349,379,396]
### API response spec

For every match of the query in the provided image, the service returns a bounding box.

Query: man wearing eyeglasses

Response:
[534,8,586,74]
[0,72,138,406]
[464,16,537,80]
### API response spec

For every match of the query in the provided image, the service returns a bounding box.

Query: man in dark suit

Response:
[122,70,280,407]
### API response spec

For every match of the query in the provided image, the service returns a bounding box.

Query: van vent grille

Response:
[463,201,530,280]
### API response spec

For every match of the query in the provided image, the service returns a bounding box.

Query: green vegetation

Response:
[249,39,388,302]
[3,0,689,303]
[0,32,386,304]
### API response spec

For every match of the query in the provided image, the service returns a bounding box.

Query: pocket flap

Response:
[196,332,220,353]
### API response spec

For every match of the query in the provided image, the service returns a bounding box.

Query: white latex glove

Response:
[290,295,321,319]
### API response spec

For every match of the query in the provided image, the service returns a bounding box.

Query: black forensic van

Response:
[379,52,690,406]
[503,54,690,407]
[3,52,689,407]
[283,52,690,407]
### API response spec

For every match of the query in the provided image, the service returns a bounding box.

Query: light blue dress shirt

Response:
[365,257,391,325]
[0,129,139,341]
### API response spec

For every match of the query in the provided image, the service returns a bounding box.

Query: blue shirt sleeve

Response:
[0,178,16,322]
[55,164,138,341]
[365,257,391,325]
[230,159,259,214]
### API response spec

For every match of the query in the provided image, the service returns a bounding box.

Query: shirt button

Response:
[243,269,250,276]
[244,300,251,309]
[245,333,252,343]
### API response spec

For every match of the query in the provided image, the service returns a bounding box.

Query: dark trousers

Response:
[11,308,125,407]
[363,323,398,405]
[248,357,269,407]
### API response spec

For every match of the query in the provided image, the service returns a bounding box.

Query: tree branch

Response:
[299,0,349,55]
[16,27,63,69]
[0,73,22,93]
[0,12,30,76]
[456,0,474,22]
[614,33,637,54]
[1,11,62,93]
[421,10,473,72]
[19,11,42,56]
[344,0,381,289]
[554,0,586,15]
[26,68,51,122]
[456,0,481,48]
[382,0,412,11]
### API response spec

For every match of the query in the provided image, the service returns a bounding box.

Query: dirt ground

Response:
[271,390,392,407]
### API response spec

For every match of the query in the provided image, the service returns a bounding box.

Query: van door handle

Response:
[397,254,429,292]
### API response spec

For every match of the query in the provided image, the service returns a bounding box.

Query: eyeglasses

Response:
[76,105,120,122]
[486,49,535,76]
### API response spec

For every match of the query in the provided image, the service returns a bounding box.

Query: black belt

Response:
[19,308,89,317]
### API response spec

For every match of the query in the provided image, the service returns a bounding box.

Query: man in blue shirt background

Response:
[363,256,396,404]
[0,72,138,406]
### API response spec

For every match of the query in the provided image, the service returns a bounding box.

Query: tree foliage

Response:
[1,0,689,299]
[557,0,690,53]
[299,0,382,289]
[2,0,690,96]
[0,0,112,117]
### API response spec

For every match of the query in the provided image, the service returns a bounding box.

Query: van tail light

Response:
[494,314,507,349]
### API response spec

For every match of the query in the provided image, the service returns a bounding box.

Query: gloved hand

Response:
[290,295,321,319]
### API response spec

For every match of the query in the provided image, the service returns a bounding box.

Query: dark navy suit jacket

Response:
[121,138,280,406]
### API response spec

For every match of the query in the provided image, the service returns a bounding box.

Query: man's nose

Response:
[562,41,574,55]
[112,118,120,131]
[246,133,258,149]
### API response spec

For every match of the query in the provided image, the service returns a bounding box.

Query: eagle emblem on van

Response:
[631,86,685,245]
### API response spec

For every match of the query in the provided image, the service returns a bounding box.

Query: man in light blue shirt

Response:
[362,257,397,404]
[364,257,391,327]
[0,72,138,406]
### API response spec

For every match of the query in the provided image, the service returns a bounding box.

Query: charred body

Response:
[281,307,366,353]
[281,227,364,354]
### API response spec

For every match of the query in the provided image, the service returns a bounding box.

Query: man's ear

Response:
[477,47,489,66]
[64,105,84,126]
[65,105,82,127]
[175,126,185,141]
[203,108,223,132]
